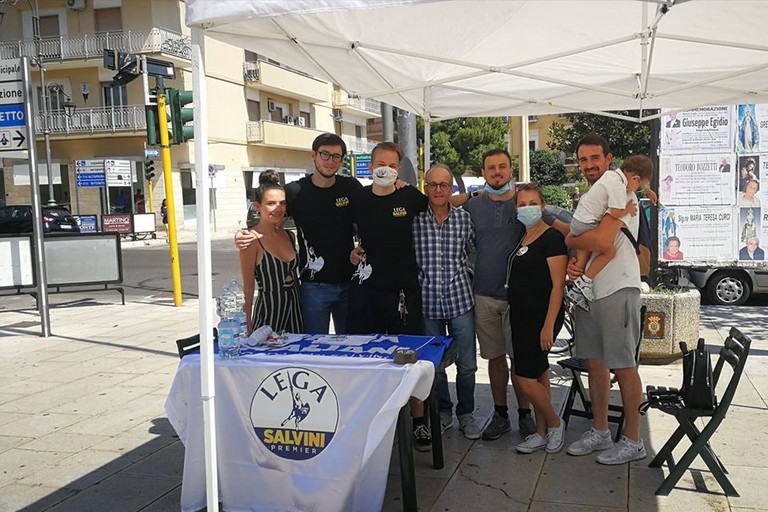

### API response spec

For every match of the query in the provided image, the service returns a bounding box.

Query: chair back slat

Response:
[713,327,752,412]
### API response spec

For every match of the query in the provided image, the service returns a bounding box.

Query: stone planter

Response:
[640,288,700,361]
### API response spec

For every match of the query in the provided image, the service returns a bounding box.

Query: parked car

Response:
[685,267,768,306]
[0,205,81,234]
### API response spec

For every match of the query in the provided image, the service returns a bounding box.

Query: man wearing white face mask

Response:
[348,142,428,336]
[347,142,432,450]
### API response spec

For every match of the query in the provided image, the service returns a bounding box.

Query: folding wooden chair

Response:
[645,327,752,496]
[557,306,646,442]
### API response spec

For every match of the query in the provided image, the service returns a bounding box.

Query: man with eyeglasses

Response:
[236,133,361,334]
[412,164,481,440]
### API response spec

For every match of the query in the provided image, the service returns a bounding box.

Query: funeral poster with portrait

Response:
[659,206,735,262]
[659,153,734,206]
[660,106,733,154]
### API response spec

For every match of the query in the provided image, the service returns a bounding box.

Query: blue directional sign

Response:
[145,148,160,158]
[76,172,107,188]
[0,103,25,127]
[355,153,372,177]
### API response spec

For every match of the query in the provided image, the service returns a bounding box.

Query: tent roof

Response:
[186,0,768,121]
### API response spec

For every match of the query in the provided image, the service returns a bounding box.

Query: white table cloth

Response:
[165,353,434,512]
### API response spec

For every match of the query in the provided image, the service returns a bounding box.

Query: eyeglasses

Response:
[425,182,452,191]
[317,150,343,162]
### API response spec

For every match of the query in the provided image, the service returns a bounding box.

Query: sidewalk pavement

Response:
[0,293,766,512]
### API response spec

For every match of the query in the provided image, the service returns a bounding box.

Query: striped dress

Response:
[252,233,303,333]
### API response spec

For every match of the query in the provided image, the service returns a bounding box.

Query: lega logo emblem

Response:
[250,367,339,460]
[392,206,407,217]
[335,196,350,207]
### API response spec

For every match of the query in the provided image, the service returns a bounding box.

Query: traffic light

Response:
[341,152,353,176]
[168,88,194,144]
[145,104,160,146]
[144,157,156,181]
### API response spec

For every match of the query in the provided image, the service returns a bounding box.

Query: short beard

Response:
[314,163,338,179]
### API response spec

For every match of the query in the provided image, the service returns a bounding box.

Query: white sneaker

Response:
[546,420,565,454]
[575,276,595,301]
[565,284,591,311]
[596,436,647,465]
[458,414,482,440]
[516,433,547,453]
[440,411,454,433]
[566,427,613,456]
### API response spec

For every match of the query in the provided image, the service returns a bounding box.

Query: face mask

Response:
[372,166,398,187]
[517,205,543,227]
[484,181,512,195]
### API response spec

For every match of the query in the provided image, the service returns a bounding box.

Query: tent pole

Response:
[519,116,530,182]
[424,87,431,181]
[191,26,219,512]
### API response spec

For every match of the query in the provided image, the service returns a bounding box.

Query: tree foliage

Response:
[530,149,567,186]
[547,112,652,160]
[541,185,571,209]
[417,117,509,177]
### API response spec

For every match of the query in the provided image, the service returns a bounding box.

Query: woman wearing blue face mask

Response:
[506,183,568,455]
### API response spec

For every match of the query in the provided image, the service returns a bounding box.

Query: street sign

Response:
[145,148,160,158]
[355,153,372,177]
[105,159,132,187]
[0,128,25,149]
[0,60,27,151]
[75,159,106,188]
[76,172,106,188]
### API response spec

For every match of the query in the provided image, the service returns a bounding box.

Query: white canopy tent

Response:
[183,1,768,508]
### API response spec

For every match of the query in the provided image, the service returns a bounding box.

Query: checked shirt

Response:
[413,204,475,320]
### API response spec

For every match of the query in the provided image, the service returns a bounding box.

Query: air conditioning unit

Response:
[267,100,276,112]
[332,108,343,122]
[297,117,306,127]
[284,116,295,125]
[66,0,85,10]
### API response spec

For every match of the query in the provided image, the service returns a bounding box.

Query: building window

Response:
[247,100,261,121]
[38,15,60,38]
[102,83,128,107]
[529,140,537,153]
[355,125,363,139]
[94,7,123,33]
[37,87,65,112]
[299,111,310,128]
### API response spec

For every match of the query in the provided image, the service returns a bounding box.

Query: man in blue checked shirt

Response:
[413,164,481,440]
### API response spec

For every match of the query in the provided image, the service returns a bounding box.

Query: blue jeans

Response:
[424,309,477,417]
[301,282,350,334]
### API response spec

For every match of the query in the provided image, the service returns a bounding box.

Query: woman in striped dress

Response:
[239,171,303,334]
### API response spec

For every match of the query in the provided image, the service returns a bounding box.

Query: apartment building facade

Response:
[0,0,379,232]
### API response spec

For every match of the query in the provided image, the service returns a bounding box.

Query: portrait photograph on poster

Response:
[737,104,759,154]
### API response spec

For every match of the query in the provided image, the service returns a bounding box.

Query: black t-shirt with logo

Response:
[351,186,428,291]
[285,175,362,283]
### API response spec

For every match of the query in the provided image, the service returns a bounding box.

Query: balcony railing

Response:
[0,27,191,62]
[336,96,381,116]
[243,61,260,81]
[341,134,378,153]
[35,105,147,135]
[246,120,263,142]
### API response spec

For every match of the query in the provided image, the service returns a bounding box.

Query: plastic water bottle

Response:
[230,280,246,312]
[245,325,273,347]
[217,318,240,359]
[215,281,242,359]
[233,310,248,339]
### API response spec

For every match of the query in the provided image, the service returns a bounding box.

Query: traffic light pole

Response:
[147,178,154,216]
[157,92,183,306]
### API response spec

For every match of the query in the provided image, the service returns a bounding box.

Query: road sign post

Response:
[13,57,51,336]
